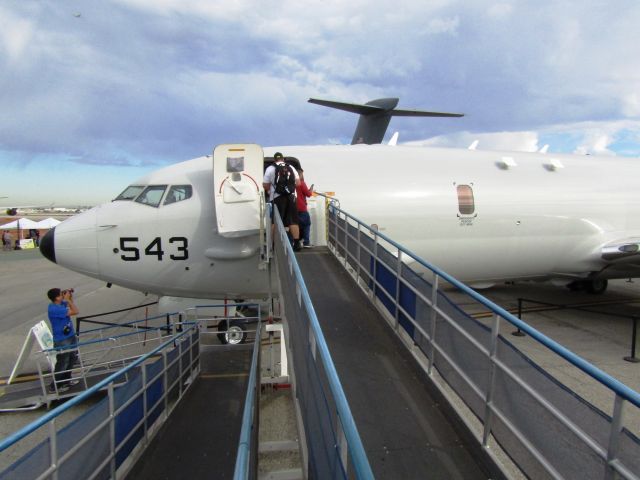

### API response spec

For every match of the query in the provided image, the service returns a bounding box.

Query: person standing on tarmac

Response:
[2,230,11,251]
[295,168,314,248]
[263,152,302,251]
[46,288,79,393]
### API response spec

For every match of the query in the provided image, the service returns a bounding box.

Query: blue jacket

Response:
[48,301,75,342]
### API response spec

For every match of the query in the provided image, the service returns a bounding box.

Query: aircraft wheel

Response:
[216,321,227,343]
[586,279,608,294]
[218,319,247,345]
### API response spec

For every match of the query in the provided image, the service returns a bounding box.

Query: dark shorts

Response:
[272,194,298,226]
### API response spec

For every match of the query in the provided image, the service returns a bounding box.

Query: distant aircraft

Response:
[39,97,635,300]
[0,202,49,216]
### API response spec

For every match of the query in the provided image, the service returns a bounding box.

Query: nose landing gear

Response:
[217,318,248,344]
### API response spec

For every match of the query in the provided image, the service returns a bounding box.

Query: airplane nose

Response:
[51,208,99,275]
[40,227,56,264]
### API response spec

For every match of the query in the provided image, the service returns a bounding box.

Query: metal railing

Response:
[29,314,184,405]
[76,301,159,334]
[272,208,374,480]
[327,202,640,480]
[234,315,262,480]
[0,323,200,479]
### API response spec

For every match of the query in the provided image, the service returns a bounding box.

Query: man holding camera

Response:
[46,288,79,393]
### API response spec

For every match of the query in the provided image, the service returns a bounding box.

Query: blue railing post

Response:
[372,232,379,302]
[428,274,439,375]
[48,420,57,479]
[142,365,148,443]
[356,223,362,286]
[605,395,625,479]
[482,313,500,446]
[343,211,349,269]
[394,250,402,331]
[108,382,116,478]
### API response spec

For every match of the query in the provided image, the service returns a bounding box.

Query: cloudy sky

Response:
[2,1,640,205]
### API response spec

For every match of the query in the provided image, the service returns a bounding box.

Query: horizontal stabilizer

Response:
[389,108,464,118]
[307,98,384,116]
[308,97,463,144]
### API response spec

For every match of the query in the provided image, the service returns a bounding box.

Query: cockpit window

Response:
[115,185,145,201]
[164,185,193,205]
[134,185,167,207]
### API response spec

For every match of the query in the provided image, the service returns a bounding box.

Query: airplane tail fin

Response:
[308,97,463,145]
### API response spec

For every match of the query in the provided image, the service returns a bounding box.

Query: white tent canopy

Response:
[0,218,41,230]
[35,218,61,229]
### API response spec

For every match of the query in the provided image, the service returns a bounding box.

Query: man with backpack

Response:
[263,152,302,251]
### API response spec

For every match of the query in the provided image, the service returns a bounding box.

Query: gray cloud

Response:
[1,0,639,170]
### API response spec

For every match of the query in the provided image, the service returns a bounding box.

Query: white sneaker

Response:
[303,244,313,249]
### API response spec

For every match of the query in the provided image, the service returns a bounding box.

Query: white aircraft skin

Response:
[40,143,640,299]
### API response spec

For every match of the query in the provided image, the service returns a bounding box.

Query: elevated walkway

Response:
[318,201,640,480]
[296,247,496,478]
[126,345,253,479]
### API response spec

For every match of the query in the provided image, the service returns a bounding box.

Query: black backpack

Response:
[274,162,296,195]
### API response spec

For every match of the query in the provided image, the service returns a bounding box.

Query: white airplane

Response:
[39,97,640,300]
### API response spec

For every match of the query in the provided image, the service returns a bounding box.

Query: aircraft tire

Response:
[217,321,227,344]
[218,318,247,345]
[586,279,608,294]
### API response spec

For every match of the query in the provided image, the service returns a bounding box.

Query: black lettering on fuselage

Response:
[118,237,189,261]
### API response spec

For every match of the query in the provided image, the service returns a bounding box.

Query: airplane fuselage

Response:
[41,144,640,298]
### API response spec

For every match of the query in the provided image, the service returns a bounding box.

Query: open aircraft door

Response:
[213,144,265,238]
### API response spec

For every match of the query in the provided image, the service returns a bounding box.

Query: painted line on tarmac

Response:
[0,374,40,385]
[200,373,249,379]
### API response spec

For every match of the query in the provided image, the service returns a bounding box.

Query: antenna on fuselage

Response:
[308,97,464,145]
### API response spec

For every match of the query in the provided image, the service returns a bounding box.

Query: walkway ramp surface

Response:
[126,345,252,480]
[296,248,498,479]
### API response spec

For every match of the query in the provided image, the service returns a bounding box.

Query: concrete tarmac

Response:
[445,279,640,437]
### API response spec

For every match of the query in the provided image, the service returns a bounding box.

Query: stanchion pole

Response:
[512,298,526,337]
[624,317,639,363]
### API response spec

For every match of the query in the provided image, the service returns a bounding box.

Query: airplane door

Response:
[213,144,264,238]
